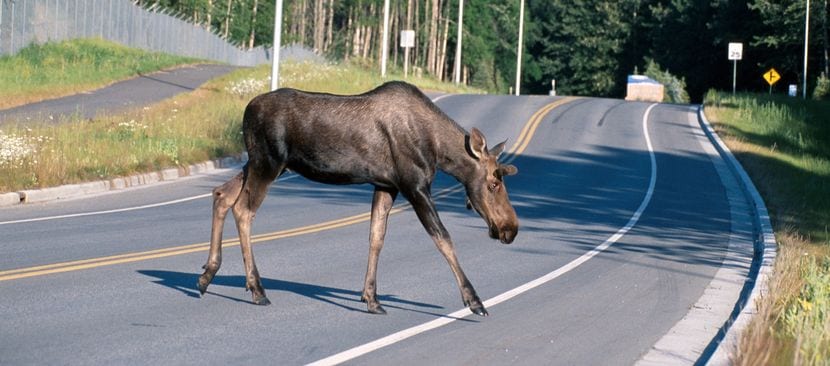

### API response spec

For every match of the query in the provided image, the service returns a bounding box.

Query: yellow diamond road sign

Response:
[763,68,781,86]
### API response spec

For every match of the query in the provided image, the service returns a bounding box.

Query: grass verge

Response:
[0,38,200,110]
[0,51,480,193]
[703,90,830,365]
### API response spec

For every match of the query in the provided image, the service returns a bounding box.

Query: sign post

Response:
[728,42,743,95]
[400,30,415,78]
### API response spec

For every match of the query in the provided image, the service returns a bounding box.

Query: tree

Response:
[524,1,633,96]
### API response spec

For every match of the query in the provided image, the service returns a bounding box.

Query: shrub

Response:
[643,59,690,104]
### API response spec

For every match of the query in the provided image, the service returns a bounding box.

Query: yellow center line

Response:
[0,97,577,282]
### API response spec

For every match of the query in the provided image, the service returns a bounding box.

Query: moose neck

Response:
[436,127,479,186]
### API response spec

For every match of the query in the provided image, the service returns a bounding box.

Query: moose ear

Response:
[499,164,518,176]
[467,128,487,160]
[489,140,507,159]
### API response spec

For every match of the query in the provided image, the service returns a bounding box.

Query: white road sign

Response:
[400,30,415,48]
[728,42,743,60]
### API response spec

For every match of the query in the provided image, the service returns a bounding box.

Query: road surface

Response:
[0,95,755,365]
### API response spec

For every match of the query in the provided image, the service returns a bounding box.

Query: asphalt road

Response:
[0,95,754,365]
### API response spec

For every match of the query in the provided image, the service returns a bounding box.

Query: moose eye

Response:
[488,182,500,192]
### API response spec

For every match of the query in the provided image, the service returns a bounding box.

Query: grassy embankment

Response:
[0,38,200,110]
[703,90,829,365]
[0,39,480,193]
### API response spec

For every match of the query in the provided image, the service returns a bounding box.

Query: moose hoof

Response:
[253,295,271,306]
[469,304,489,317]
[361,295,387,315]
[197,283,208,296]
[367,304,388,315]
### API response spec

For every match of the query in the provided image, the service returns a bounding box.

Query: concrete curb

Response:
[698,106,777,364]
[2,154,246,207]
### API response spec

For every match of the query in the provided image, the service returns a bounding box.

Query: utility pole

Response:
[270,0,283,91]
[515,0,525,95]
[453,0,464,84]
[804,0,811,98]
[381,0,390,78]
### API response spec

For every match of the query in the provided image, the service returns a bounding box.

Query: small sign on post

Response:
[728,43,743,60]
[400,30,415,48]
[728,42,743,95]
[763,68,781,94]
[400,30,415,78]
[763,68,781,86]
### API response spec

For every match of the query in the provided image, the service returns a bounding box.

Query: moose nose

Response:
[498,226,517,244]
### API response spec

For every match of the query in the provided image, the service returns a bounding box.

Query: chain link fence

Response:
[0,0,277,66]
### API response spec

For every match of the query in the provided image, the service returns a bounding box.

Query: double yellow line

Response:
[506,97,577,161]
[0,96,577,282]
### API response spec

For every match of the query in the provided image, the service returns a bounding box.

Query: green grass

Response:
[0,38,199,109]
[0,46,481,193]
[703,90,830,365]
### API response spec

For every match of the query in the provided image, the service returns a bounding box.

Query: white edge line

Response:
[431,94,453,103]
[306,103,660,366]
[698,105,777,364]
[0,193,212,225]
[0,173,299,226]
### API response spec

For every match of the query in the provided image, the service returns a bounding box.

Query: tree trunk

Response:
[248,0,259,49]
[325,0,334,52]
[223,0,233,39]
[363,25,373,59]
[345,6,354,61]
[300,0,308,45]
[427,0,440,75]
[438,14,449,80]
[206,0,213,30]
[313,0,325,51]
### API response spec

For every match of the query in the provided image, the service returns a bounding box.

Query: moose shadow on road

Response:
[136,270,474,321]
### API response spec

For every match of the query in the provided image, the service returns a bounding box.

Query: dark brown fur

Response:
[197,81,518,316]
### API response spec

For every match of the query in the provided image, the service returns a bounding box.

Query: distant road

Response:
[0,64,238,124]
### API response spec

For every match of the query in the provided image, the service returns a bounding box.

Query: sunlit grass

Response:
[703,90,830,365]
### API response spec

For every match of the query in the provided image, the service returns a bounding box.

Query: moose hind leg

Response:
[361,187,397,315]
[198,172,244,295]
[233,165,280,305]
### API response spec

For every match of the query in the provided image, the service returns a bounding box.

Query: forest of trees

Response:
[137,0,829,102]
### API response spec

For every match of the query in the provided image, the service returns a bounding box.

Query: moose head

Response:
[464,128,519,244]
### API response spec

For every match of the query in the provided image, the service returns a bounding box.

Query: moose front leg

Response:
[361,187,398,315]
[407,187,488,316]
[431,234,488,316]
[198,171,244,296]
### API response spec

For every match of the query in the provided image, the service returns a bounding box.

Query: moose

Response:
[197,81,518,316]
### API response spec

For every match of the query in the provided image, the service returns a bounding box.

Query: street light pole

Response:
[515,0,525,95]
[453,0,464,84]
[381,0,390,78]
[804,0,811,98]
[270,0,283,91]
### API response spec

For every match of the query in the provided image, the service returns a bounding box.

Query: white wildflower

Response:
[0,130,35,167]
[117,119,149,132]
[226,78,268,97]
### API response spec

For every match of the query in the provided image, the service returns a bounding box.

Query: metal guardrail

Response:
[0,0,273,66]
